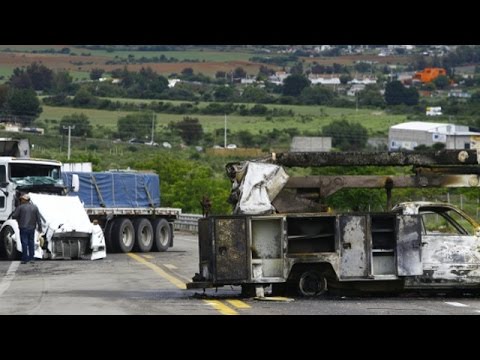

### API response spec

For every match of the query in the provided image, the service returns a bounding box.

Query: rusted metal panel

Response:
[286,174,480,198]
[339,216,369,278]
[214,217,248,281]
[198,219,211,264]
[396,215,422,276]
[273,150,479,167]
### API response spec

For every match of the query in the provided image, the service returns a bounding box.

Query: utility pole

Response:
[224,114,227,148]
[63,125,75,160]
[151,113,155,144]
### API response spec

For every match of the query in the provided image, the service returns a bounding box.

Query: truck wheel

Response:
[112,218,135,253]
[104,221,116,253]
[152,219,171,252]
[0,226,20,260]
[298,270,327,297]
[133,218,154,252]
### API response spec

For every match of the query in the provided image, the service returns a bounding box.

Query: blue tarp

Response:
[62,172,161,208]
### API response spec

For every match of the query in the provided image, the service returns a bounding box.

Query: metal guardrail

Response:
[174,214,203,233]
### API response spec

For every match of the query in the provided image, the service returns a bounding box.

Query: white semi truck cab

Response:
[0,139,106,261]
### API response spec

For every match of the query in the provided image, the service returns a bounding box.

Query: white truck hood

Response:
[29,193,93,233]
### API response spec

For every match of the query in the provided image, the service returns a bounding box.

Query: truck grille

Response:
[51,236,90,259]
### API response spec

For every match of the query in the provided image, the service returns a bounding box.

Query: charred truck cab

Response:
[188,150,480,296]
[0,139,106,261]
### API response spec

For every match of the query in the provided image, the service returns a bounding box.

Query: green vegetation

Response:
[38,103,406,138]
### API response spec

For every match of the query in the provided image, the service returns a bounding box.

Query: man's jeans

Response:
[20,228,35,262]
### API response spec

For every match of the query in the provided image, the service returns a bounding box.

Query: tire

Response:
[298,270,328,297]
[151,219,171,252]
[133,218,154,252]
[112,218,135,253]
[104,220,116,253]
[0,226,20,260]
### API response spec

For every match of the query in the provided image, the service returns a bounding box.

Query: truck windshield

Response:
[9,163,62,186]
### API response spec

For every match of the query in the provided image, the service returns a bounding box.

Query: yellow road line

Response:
[128,253,186,289]
[142,255,154,259]
[203,300,238,315]
[226,299,251,309]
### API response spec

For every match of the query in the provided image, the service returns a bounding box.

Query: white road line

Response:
[475,310,480,314]
[445,302,469,308]
[0,262,19,297]
[164,264,178,270]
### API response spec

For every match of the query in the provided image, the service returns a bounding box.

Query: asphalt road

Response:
[1,231,480,315]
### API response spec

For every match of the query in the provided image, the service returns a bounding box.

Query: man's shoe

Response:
[20,261,27,264]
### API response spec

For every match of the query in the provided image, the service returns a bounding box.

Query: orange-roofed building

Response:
[413,67,447,83]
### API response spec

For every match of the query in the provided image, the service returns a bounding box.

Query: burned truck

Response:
[188,150,480,296]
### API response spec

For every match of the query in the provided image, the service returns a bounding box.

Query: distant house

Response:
[350,77,377,85]
[388,121,480,150]
[309,76,341,85]
[290,137,332,152]
[268,71,289,85]
[347,84,365,96]
[448,89,471,99]
[168,79,181,88]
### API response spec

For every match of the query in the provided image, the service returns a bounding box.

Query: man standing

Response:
[12,194,43,264]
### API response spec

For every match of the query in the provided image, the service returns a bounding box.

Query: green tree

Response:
[339,74,352,84]
[322,119,368,151]
[6,88,42,125]
[300,85,335,105]
[358,84,385,107]
[283,74,310,96]
[241,86,269,103]
[169,116,204,145]
[0,84,9,110]
[434,75,449,89]
[73,87,98,107]
[384,80,419,106]
[52,70,74,94]
[26,62,54,91]
[215,71,226,79]
[290,62,304,75]
[214,86,235,101]
[90,68,105,81]
[181,68,194,77]
[117,113,153,140]
[233,67,247,79]
[8,68,32,89]
[59,113,93,137]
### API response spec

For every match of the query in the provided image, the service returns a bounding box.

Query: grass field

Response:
[39,102,407,137]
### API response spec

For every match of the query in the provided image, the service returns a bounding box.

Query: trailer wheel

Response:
[0,226,20,260]
[133,218,154,252]
[298,270,327,297]
[112,218,135,253]
[152,219,171,252]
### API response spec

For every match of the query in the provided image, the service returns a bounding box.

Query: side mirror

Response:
[71,174,80,193]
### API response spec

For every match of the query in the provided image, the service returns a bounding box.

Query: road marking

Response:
[445,302,469,307]
[128,253,186,289]
[164,264,177,270]
[142,255,154,259]
[0,261,20,297]
[226,299,251,309]
[203,300,238,315]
